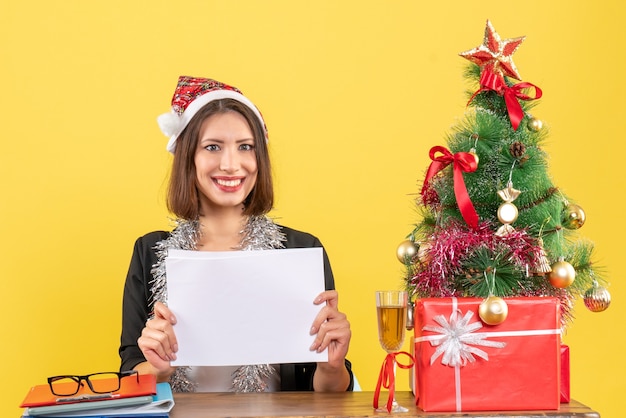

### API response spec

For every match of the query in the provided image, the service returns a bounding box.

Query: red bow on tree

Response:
[421,146,479,229]
[471,68,542,130]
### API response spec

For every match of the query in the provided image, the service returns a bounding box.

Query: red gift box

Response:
[413,297,561,412]
[561,345,570,403]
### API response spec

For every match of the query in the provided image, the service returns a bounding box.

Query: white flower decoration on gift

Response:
[423,310,506,367]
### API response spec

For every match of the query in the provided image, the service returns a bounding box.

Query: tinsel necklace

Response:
[150,215,286,393]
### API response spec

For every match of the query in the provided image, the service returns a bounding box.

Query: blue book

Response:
[29,415,169,418]
[23,383,174,418]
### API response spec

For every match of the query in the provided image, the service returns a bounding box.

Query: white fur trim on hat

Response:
[157,89,267,154]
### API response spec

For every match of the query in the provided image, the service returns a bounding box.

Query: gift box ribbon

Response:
[414,297,561,411]
[419,309,506,367]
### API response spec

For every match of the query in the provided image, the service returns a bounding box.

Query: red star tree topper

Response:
[459,19,525,82]
[458,20,541,130]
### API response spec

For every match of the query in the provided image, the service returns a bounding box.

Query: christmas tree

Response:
[399,20,610,325]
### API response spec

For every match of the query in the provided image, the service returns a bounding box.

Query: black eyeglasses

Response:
[47,371,139,396]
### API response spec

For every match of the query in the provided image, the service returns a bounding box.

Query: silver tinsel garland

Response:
[149,215,286,393]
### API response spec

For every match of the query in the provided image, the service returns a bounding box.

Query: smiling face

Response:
[167,98,273,220]
[194,111,259,215]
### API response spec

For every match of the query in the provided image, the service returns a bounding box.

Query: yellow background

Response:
[2,1,624,417]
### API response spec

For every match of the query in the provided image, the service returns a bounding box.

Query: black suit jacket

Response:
[119,225,353,391]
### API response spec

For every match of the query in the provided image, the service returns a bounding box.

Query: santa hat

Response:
[157,76,267,153]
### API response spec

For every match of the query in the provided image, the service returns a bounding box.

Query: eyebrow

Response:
[198,137,256,148]
[199,137,254,143]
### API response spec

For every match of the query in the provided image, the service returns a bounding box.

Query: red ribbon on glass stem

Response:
[373,351,415,412]
[469,69,543,130]
[421,146,479,229]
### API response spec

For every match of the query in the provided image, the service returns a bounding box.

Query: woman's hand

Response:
[136,301,178,380]
[309,290,352,391]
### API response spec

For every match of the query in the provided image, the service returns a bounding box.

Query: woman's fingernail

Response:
[310,326,317,335]
[172,344,178,352]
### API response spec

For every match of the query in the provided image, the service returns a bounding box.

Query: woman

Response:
[119,76,353,393]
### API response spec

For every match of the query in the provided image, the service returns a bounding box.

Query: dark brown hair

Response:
[167,99,273,220]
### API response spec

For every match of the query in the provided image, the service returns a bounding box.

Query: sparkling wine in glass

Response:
[375,290,408,413]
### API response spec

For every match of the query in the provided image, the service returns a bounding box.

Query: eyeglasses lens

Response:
[49,376,81,396]
[87,372,122,393]
[50,372,122,396]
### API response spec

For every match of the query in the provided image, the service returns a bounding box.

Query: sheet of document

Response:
[165,247,328,366]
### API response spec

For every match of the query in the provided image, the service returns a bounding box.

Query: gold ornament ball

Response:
[562,203,586,229]
[527,117,543,132]
[469,151,479,166]
[417,242,431,262]
[548,260,576,288]
[497,202,519,224]
[584,284,611,312]
[396,240,418,263]
[479,296,508,325]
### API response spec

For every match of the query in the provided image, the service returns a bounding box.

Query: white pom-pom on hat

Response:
[157,110,186,153]
[157,110,184,138]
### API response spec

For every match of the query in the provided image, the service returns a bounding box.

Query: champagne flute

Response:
[375,290,408,413]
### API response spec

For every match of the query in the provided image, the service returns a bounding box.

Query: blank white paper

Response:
[165,247,328,366]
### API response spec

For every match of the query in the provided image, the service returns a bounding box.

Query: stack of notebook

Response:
[19,374,174,418]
